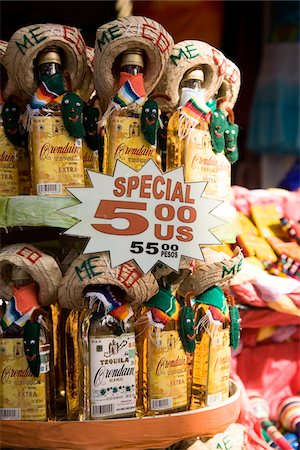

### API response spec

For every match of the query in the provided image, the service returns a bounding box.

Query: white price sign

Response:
[61,160,223,273]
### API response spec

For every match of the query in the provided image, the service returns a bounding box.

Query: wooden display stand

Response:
[0,381,241,450]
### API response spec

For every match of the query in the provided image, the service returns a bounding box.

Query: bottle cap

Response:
[120,49,144,68]
[37,47,62,66]
[182,68,204,82]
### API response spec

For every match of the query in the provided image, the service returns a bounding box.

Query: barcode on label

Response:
[37,183,62,194]
[207,392,222,406]
[150,398,172,411]
[92,404,114,416]
[0,408,21,420]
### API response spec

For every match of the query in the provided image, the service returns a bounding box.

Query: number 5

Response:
[92,200,148,236]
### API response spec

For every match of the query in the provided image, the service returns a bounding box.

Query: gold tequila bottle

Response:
[103,49,160,175]
[135,289,189,416]
[191,289,230,409]
[0,267,55,420]
[29,47,85,196]
[166,68,233,242]
[79,285,136,420]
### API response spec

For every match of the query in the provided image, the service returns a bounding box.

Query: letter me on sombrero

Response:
[58,251,158,309]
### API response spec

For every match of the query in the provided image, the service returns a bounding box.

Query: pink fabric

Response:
[230,282,267,307]
[240,309,300,328]
[233,341,300,421]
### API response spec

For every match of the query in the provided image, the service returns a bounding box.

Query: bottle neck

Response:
[120,64,143,76]
[37,62,62,84]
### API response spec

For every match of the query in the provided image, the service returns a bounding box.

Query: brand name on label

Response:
[40,142,81,160]
[1,366,32,383]
[156,356,186,376]
[191,155,217,170]
[115,143,153,159]
[94,364,135,386]
[0,150,16,162]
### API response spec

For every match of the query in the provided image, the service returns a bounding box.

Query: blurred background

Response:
[1,0,299,190]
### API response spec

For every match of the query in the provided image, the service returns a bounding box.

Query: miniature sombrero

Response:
[4,23,87,99]
[93,16,174,112]
[216,58,241,114]
[154,40,227,110]
[79,46,95,103]
[58,251,159,309]
[0,243,62,306]
[178,246,243,297]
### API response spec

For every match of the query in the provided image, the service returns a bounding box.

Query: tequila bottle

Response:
[79,285,136,420]
[191,287,230,409]
[0,266,55,420]
[166,67,233,242]
[135,288,189,416]
[29,46,85,196]
[103,49,160,175]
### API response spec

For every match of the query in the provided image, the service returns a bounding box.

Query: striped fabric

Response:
[181,98,212,124]
[0,297,37,333]
[30,81,63,109]
[113,78,145,108]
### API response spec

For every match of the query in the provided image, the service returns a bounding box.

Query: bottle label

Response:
[105,116,156,175]
[30,116,85,196]
[148,329,187,411]
[89,333,136,418]
[17,145,31,195]
[0,338,47,420]
[0,126,19,196]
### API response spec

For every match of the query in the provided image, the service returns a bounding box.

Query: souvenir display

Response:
[5,10,299,450]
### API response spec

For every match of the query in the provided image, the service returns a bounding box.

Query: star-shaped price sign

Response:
[60,160,224,273]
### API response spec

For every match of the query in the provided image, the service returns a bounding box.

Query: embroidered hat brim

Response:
[178,246,244,297]
[58,251,159,309]
[0,243,62,306]
[4,23,87,99]
[154,40,227,110]
[93,16,174,112]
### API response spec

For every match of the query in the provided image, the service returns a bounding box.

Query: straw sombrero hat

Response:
[154,40,227,110]
[4,23,87,99]
[58,251,159,309]
[217,58,241,114]
[0,243,62,306]
[79,46,95,103]
[94,16,174,112]
[178,246,243,297]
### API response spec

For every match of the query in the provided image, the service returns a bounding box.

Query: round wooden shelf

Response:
[1,380,241,450]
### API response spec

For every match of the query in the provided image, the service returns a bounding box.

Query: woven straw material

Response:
[0,243,62,306]
[218,58,241,113]
[58,251,159,309]
[4,24,87,99]
[79,46,95,103]
[94,16,174,112]
[154,40,227,110]
[178,246,243,297]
